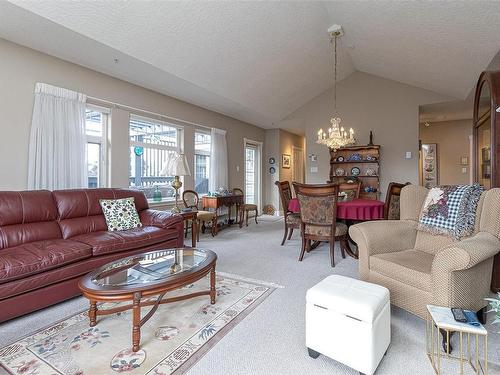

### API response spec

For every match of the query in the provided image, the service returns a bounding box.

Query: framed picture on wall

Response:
[421,143,438,188]
[282,154,291,169]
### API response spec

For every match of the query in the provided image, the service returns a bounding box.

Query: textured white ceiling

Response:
[4,1,354,128]
[2,1,500,130]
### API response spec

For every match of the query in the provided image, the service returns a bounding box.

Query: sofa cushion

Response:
[0,240,92,284]
[0,190,62,249]
[53,188,149,239]
[370,250,434,292]
[72,226,180,256]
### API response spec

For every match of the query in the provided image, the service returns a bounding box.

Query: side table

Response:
[166,210,197,247]
[426,305,488,374]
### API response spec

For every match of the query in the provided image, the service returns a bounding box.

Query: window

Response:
[85,107,108,188]
[129,115,181,200]
[244,140,262,207]
[194,131,211,195]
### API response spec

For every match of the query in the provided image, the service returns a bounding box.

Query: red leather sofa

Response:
[0,188,183,322]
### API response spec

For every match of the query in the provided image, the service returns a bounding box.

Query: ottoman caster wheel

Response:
[307,348,320,359]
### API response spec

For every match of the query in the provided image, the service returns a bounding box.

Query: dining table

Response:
[287,197,385,258]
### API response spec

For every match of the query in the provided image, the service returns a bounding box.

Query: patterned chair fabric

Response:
[350,185,500,319]
[305,222,348,236]
[387,195,401,220]
[297,195,336,225]
[286,213,301,225]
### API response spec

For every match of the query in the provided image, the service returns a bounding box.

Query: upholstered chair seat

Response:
[304,222,348,237]
[286,213,301,225]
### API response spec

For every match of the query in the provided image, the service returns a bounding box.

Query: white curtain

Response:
[28,83,87,190]
[209,128,228,192]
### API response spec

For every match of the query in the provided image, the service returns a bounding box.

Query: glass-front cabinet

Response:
[473,70,500,292]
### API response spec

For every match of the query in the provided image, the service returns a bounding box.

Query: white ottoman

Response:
[306,275,390,375]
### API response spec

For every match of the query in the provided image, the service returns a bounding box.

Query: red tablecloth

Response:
[288,198,384,220]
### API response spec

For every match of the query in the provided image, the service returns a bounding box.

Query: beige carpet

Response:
[0,273,276,375]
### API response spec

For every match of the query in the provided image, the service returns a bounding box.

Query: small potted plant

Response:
[485,293,500,327]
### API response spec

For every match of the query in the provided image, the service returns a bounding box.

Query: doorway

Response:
[419,101,473,187]
[244,139,262,210]
[292,146,304,183]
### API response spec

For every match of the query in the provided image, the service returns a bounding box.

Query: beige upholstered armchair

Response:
[350,185,500,320]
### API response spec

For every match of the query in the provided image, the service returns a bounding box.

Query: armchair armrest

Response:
[432,232,500,274]
[432,232,500,309]
[349,220,418,257]
[140,209,183,229]
[350,220,417,280]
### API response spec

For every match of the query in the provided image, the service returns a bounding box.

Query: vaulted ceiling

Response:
[2,1,500,129]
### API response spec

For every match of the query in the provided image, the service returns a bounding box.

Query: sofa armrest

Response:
[432,232,500,274]
[432,232,500,309]
[140,209,183,229]
[350,220,418,280]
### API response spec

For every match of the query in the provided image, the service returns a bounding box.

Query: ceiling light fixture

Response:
[317,24,355,151]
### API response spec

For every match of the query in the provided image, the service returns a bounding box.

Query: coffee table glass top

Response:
[91,248,213,288]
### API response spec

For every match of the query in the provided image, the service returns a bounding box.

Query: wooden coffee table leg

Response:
[132,292,142,352]
[210,266,216,305]
[89,300,98,327]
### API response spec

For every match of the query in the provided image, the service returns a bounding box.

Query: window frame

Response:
[85,104,110,188]
[128,114,183,203]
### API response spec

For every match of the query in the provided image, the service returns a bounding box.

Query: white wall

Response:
[286,71,452,196]
[0,38,265,193]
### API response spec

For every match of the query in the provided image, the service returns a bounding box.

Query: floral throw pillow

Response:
[99,197,142,231]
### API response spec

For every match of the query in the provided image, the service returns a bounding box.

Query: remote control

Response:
[464,310,481,327]
[451,308,467,323]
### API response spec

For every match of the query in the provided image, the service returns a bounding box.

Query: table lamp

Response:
[161,153,191,214]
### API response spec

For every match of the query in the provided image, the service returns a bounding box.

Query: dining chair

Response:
[182,190,217,238]
[338,181,361,201]
[383,182,411,220]
[292,182,348,267]
[232,188,258,227]
[275,181,301,245]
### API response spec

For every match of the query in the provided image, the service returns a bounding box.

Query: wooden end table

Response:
[78,248,217,352]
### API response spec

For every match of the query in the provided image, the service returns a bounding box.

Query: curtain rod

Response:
[86,95,212,130]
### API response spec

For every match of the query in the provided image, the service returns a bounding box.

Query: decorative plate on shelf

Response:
[269,157,276,165]
[269,166,276,174]
[350,167,361,176]
[336,156,345,162]
[365,155,378,161]
[365,168,376,176]
[347,153,362,161]
[335,168,345,176]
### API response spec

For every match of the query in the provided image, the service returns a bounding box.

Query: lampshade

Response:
[161,153,191,177]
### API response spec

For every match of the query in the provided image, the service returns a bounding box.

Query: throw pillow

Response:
[99,197,142,231]
[417,184,484,240]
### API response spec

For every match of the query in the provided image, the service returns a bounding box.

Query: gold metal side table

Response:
[426,305,488,375]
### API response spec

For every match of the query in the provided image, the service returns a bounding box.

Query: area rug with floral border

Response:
[0,272,280,375]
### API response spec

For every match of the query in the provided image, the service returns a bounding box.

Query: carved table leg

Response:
[132,292,142,352]
[210,266,216,305]
[89,300,98,327]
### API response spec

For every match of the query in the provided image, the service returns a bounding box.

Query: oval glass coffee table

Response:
[78,248,217,352]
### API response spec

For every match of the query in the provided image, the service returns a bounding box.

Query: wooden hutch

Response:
[328,145,381,200]
[473,70,500,292]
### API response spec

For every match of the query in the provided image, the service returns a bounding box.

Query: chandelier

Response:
[316,25,355,151]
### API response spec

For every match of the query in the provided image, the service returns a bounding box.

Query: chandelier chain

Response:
[333,34,337,113]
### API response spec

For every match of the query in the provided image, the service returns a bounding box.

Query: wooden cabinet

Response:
[328,145,381,200]
[473,70,500,292]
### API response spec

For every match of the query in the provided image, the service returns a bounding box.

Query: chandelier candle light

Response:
[316,24,355,151]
